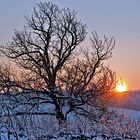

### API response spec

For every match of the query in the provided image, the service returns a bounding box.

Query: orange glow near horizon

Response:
[115,80,128,92]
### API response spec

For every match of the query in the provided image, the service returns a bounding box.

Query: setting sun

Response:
[116,80,127,92]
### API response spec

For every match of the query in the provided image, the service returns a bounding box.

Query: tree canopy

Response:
[0,2,116,122]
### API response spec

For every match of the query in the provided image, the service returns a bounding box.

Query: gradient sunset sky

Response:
[0,0,140,90]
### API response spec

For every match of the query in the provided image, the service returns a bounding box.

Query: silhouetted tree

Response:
[0,2,115,122]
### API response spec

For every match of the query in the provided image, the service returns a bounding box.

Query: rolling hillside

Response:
[110,90,140,110]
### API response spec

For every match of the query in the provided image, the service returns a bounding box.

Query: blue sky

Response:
[0,0,140,90]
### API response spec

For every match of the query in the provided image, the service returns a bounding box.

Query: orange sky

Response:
[106,39,140,91]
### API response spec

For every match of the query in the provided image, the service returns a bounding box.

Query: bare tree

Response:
[0,2,115,122]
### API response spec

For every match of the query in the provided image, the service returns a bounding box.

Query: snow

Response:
[0,99,140,140]
[118,108,140,119]
[0,105,136,139]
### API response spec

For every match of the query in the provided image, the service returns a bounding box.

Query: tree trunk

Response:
[49,88,66,124]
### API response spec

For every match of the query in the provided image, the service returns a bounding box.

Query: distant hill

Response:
[110,90,140,111]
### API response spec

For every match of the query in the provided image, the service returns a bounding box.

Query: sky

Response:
[0,0,140,90]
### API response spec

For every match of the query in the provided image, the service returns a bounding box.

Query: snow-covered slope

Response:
[1,90,140,140]
[118,108,140,119]
[110,90,140,111]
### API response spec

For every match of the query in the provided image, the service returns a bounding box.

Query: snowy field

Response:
[0,107,140,140]
[118,108,140,120]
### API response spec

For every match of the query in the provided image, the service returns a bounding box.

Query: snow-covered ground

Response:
[0,107,140,140]
[0,96,140,140]
[118,108,140,119]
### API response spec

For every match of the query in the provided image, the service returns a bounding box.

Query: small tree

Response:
[0,2,115,122]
